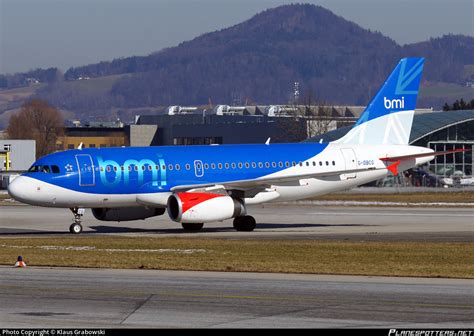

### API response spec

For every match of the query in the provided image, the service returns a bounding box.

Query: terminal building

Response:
[1,105,472,189]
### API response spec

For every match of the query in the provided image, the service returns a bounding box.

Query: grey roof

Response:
[306,110,474,144]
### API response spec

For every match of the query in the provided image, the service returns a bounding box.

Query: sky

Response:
[0,0,473,74]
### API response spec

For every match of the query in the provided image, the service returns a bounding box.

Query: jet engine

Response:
[167,192,245,223]
[92,207,165,222]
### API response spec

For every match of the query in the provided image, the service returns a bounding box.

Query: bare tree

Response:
[7,99,64,158]
[298,89,339,139]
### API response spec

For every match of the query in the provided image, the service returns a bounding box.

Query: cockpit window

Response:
[28,165,60,174]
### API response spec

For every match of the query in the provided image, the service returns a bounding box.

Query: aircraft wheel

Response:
[69,223,83,234]
[181,223,204,231]
[233,216,256,232]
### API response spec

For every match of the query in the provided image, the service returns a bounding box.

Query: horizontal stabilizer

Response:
[380,148,469,162]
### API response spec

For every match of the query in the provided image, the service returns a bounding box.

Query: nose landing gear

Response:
[69,208,85,234]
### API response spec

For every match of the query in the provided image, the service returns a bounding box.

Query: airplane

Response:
[7,57,464,234]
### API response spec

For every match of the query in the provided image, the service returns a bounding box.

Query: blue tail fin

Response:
[334,57,424,145]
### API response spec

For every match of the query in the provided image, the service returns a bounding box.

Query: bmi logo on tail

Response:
[384,96,405,110]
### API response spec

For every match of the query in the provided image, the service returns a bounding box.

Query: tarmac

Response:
[0,267,473,328]
[0,204,472,242]
[0,203,472,328]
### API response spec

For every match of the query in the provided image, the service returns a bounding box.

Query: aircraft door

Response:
[340,148,357,179]
[75,154,95,186]
[194,160,204,177]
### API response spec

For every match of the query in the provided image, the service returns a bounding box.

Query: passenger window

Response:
[258,162,263,168]
[265,162,270,168]
[319,162,323,166]
[218,163,223,169]
[186,164,191,170]
[306,162,309,166]
[285,162,290,167]
[251,162,256,168]
[168,164,173,171]
[292,161,296,166]
[238,163,243,169]
[175,164,180,170]
[326,161,329,166]
[272,162,277,168]
[225,163,230,169]
[231,163,236,169]
[211,163,216,169]
[162,165,166,170]
[332,161,336,166]
[312,161,316,166]
[245,163,250,168]
[278,162,283,168]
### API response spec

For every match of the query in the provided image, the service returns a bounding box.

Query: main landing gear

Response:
[69,208,85,234]
[233,215,256,232]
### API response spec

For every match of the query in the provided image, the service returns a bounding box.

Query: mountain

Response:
[18,4,474,118]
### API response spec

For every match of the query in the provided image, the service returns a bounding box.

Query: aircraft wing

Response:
[170,166,378,193]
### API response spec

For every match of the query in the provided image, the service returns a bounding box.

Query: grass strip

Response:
[0,237,472,278]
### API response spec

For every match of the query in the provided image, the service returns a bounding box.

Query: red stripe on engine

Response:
[177,192,224,214]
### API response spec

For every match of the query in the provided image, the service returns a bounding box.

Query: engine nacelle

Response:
[92,207,165,222]
[167,192,245,223]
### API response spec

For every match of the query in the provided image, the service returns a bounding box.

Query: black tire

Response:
[233,216,256,232]
[181,223,204,231]
[69,223,83,234]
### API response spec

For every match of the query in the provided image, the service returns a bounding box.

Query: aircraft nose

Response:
[7,176,32,204]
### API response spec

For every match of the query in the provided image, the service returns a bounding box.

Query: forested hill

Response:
[44,4,474,109]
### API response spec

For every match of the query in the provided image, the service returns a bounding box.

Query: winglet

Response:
[265,137,271,145]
